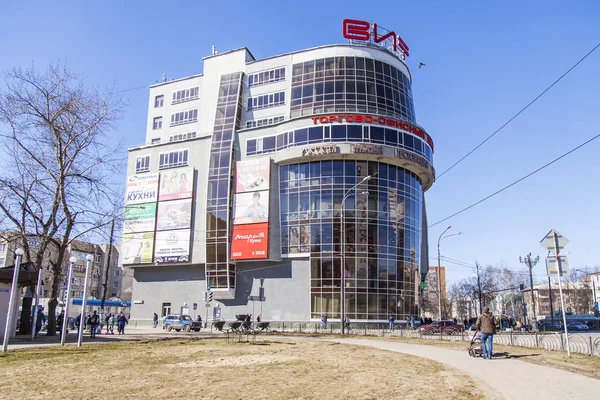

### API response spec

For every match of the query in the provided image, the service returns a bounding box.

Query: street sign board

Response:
[248,295,266,301]
[546,256,569,277]
[594,302,599,312]
[540,229,569,252]
[206,283,212,291]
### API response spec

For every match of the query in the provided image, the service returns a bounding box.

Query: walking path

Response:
[328,338,600,400]
[5,329,600,399]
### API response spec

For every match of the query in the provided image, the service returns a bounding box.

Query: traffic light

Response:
[519,284,525,291]
[207,292,213,302]
[419,282,426,290]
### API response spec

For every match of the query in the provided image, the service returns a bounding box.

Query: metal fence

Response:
[264,322,600,357]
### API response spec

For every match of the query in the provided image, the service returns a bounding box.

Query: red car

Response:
[419,320,465,335]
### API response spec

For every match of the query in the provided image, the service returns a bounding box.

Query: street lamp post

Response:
[341,175,372,335]
[3,248,25,352]
[77,255,94,347]
[60,256,77,345]
[437,227,461,320]
[519,253,540,330]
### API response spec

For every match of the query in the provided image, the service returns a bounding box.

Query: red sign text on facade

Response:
[343,19,409,59]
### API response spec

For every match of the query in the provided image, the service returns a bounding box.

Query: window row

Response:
[245,115,285,129]
[292,57,412,89]
[246,124,432,163]
[247,91,285,111]
[159,149,188,169]
[248,67,286,87]
[135,155,150,173]
[170,131,197,142]
[170,109,198,126]
[172,87,199,104]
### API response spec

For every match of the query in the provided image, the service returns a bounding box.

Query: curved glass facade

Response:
[291,56,415,123]
[247,123,433,164]
[279,160,422,321]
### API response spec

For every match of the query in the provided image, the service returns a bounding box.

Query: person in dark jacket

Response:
[117,312,128,335]
[475,307,496,359]
[89,311,100,338]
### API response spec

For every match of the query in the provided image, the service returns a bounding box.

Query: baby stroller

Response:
[468,330,484,358]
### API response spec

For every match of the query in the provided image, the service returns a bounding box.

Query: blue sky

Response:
[1,1,599,284]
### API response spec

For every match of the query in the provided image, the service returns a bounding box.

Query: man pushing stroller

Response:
[475,307,496,359]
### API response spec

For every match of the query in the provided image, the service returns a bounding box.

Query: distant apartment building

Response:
[0,234,131,318]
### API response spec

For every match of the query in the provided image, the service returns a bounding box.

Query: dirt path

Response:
[328,338,600,399]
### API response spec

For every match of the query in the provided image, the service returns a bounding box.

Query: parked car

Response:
[162,314,202,332]
[538,321,561,332]
[566,322,590,331]
[419,320,464,335]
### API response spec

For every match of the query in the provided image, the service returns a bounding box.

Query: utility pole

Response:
[548,276,555,324]
[101,219,115,311]
[476,262,483,314]
[519,253,539,329]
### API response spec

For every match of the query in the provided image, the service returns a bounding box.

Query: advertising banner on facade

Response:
[154,229,191,263]
[125,173,159,205]
[234,157,271,193]
[232,190,269,225]
[156,199,192,231]
[230,223,268,260]
[159,167,194,201]
[123,203,157,233]
[121,232,155,264]
[287,225,311,255]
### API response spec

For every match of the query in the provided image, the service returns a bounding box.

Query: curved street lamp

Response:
[437,227,461,320]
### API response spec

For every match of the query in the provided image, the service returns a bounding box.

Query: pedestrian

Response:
[475,307,497,359]
[388,315,395,330]
[410,316,415,329]
[104,313,111,334]
[117,311,128,335]
[34,306,46,338]
[57,310,65,339]
[196,314,202,323]
[153,312,159,328]
[344,315,350,331]
[321,314,327,329]
[89,310,100,338]
[256,315,261,323]
[108,313,116,334]
[75,313,81,333]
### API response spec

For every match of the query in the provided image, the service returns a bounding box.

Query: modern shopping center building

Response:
[121,20,435,325]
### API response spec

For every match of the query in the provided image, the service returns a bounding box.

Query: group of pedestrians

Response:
[55,310,128,339]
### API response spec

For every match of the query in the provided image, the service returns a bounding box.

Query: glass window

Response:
[347,125,362,141]
[384,129,397,146]
[370,127,384,144]
[309,127,323,143]
[331,125,346,142]
[263,136,276,152]
[153,117,162,130]
[154,95,164,108]
[295,128,308,145]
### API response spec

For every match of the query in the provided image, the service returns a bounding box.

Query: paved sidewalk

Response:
[329,338,600,400]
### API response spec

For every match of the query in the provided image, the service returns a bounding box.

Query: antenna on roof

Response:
[162,73,167,82]
[212,45,218,55]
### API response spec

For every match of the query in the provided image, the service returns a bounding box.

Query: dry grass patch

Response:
[0,338,484,400]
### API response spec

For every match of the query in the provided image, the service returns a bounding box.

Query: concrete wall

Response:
[129,259,309,326]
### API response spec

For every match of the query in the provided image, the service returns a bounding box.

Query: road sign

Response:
[193,303,198,310]
[248,295,266,301]
[206,283,212,291]
[540,229,569,252]
[546,256,569,277]
[594,302,599,312]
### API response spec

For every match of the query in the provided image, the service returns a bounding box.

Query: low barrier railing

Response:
[263,322,600,357]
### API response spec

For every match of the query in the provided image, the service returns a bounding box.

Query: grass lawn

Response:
[0,337,483,399]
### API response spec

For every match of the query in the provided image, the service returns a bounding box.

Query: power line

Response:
[435,42,600,180]
[429,131,600,228]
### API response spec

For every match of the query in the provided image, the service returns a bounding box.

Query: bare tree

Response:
[0,63,124,335]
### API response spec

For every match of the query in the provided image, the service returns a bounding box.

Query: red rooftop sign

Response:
[343,19,409,59]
